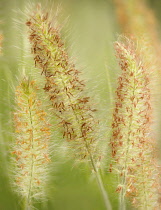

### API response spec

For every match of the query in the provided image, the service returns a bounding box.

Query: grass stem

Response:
[89,152,112,210]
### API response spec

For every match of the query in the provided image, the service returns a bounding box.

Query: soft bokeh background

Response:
[0,0,160,209]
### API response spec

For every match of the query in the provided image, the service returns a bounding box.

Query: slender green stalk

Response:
[95,171,112,210]
[89,152,112,210]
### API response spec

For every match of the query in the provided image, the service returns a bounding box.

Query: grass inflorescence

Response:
[26,6,101,163]
[110,37,161,209]
[12,78,51,209]
[26,5,112,210]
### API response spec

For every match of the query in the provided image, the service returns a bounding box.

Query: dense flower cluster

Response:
[12,78,51,207]
[110,37,161,209]
[26,7,100,163]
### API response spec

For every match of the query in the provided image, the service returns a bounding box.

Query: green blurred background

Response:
[0,0,160,209]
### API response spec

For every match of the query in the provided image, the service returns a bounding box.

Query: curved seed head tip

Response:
[12,77,51,206]
[26,6,101,166]
[110,36,161,209]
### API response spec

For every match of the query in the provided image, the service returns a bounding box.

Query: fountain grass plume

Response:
[12,77,51,209]
[26,4,112,210]
[26,4,101,167]
[110,36,161,209]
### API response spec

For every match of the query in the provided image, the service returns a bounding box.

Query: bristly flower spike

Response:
[26,5,112,210]
[26,5,100,170]
[12,78,51,209]
[110,36,161,210]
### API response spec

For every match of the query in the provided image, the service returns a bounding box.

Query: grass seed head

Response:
[110,36,161,209]
[26,5,101,166]
[12,78,51,207]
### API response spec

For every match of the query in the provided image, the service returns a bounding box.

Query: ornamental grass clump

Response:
[26,5,112,210]
[110,37,161,209]
[12,78,51,209]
